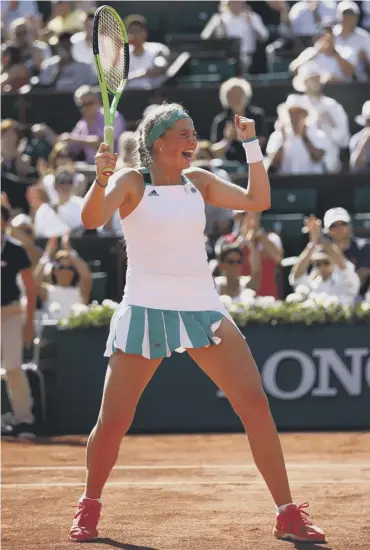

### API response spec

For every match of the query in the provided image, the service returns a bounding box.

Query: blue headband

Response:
[146,109,190,150]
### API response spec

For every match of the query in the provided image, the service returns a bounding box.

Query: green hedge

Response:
[59,297,370,329]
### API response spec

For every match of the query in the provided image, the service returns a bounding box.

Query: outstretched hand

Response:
[234,115,256,141]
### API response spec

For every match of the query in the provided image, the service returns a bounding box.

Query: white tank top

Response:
[120,171,221,311]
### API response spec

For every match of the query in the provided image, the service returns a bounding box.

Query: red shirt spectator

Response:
[216,212,283,298]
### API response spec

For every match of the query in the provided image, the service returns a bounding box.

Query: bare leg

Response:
[188,319,292,507]
[85,351,161,499]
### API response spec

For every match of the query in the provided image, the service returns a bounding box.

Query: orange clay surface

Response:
[2,432,370,550]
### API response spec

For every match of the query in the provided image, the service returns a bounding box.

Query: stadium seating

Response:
[177,58,238,85]
[354,187,370,213]
[262,213,305,256]
[271,188,317,215]
[353,213,370,238]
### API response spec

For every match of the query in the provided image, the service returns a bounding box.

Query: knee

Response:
[96,409,136,440]
[232,385,271,426]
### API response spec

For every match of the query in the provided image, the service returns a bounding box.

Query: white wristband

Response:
[242,138,264,164]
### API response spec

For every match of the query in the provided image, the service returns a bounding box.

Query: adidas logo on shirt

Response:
[148,189,159,196]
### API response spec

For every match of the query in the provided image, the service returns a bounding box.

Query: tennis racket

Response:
[93,5,130,176]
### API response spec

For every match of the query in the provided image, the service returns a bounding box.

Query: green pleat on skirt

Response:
[104,304,224,359]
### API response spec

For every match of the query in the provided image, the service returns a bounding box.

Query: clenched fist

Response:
[234,115,256,141]
[95,143,118,184]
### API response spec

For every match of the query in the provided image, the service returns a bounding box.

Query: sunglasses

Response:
[314,260,330,267]
[225,259,243,265]
[79,100,95,108]
[54,264,73,271]
[20,227,33,236]
[329,221,348,229]
[15,29,28,37]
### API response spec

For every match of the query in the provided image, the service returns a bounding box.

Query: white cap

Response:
[337,1,360,16]
[311,247,330,262]
[277,94,311,127]
[323,207,351,229]
[10,214,33,228]
[285,94,310,111]
[292,63,321,93]
[354,100,370,126]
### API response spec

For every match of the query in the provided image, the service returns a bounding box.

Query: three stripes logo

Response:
[148,189,159,196]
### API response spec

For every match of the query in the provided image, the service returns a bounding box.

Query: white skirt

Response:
[104,300,241,360]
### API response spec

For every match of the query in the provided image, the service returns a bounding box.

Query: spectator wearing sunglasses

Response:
[215,211,283,298]
[37,142,87,206]
[59,85,125,165]
[322,207,370,296]
[53,169,84,232]
[214,242,261,302]
[289,215,360,306]
[35,234,91,321]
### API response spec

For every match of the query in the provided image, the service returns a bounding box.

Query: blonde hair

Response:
[219,77,252,109]
[133,102,189,168]
[47,142,70,171]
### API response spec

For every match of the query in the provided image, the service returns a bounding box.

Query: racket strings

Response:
[98,10,127,93]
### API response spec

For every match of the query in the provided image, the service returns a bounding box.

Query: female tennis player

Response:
[69,103,325,544]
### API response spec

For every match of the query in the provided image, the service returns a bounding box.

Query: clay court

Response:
[2,432,369,550]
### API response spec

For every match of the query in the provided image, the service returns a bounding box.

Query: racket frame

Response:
[93,5,130,174]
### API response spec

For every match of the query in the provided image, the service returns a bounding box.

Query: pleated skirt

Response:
[104,303,228,360]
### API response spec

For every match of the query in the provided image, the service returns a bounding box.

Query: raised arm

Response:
[187,116,270,212]
[244,241,261,293]
[81,143,141,229]
[290,216,321,280]
[61,234,92,304]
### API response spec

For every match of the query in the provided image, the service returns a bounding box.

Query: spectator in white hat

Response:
[290,25,356,82]
[322,207,370,293]
[293,62,349,172]
[349,100,370,172]
[290,215,360,306]
[266,94,331,174]
[334,1,370,82]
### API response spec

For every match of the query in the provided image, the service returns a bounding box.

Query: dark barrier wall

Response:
[2,83,369,138]
[40,324,370,435]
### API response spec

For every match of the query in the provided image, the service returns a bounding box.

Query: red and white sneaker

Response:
[69,497,102,542]
[273,502,326,543]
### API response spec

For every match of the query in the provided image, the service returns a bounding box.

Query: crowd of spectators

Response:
[1,0,370,438]
[1,1,369,299]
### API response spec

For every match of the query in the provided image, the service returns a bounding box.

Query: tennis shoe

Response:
[69,497,101,542]
[273,502,326,543]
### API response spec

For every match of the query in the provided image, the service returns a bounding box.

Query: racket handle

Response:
[103,125,115,177]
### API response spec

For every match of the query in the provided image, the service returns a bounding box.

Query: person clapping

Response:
[289,215,360,306]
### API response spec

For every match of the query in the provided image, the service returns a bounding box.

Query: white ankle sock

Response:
[277,503,295,513]
[80,495,102,504]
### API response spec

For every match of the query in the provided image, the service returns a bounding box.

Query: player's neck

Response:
[150,163,183,186]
